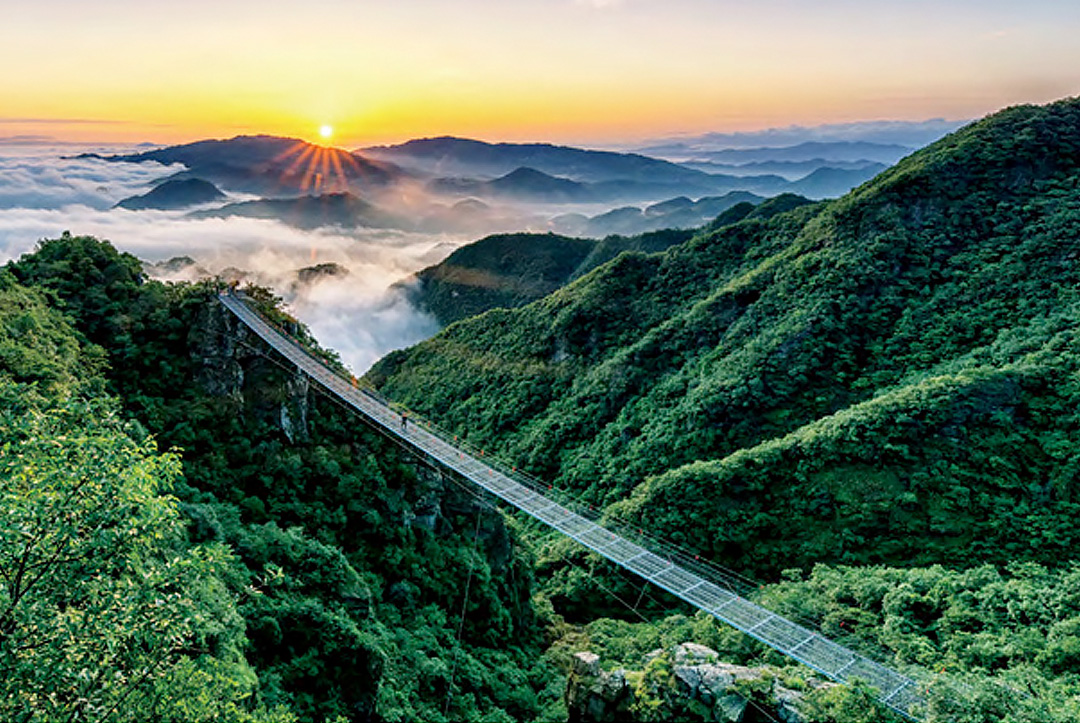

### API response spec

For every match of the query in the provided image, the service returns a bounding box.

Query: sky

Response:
[3,0,1080,147]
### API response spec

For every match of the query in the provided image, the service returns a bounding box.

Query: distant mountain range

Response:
[429,167,600,203]
[427,166,782,205]
[87,135,406,196]
[366,136,889,201]
[92,133,909,236]
[550,191,766,237]
[681,158,886,180]
[635,118,965,153]
[363,136,717,185]
[687,140,911,165]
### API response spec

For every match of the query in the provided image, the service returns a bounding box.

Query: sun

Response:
[318,124,334,141]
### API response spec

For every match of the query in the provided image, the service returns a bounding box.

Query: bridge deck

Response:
[218,290,925,720]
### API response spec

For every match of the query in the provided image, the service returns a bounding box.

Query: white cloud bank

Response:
[0,147,463,373]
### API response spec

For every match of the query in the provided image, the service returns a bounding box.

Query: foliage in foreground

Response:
[0,280,287,722]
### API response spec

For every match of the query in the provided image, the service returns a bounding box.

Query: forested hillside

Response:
[407,230,694,326]
[372,99,1080,575]
[2,237,563,722]
[7,98,1080,723]
[368,99,1080,719]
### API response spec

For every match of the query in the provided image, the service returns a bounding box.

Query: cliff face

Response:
[193,299,310,443]
[407,463,514,571]
[194,295,514,571]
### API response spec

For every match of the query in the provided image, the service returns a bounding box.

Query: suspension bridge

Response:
[218,289,927,720]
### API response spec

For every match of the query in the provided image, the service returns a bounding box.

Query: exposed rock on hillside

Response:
[566,643,826,722]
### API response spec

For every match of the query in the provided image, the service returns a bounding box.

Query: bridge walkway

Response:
[218,290,926,720]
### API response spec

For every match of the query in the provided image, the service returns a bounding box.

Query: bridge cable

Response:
[444,506,483,718]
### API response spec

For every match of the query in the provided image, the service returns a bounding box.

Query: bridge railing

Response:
[217,288,929,720]
[220,292,892,631]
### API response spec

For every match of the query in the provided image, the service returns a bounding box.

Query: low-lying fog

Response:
[0,145,462,373]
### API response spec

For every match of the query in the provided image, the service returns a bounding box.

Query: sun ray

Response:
[282,145,319,193]
[327,151,347,192]
[262,138,373,196]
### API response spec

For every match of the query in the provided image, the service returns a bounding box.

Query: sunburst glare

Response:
[269,139,375,195]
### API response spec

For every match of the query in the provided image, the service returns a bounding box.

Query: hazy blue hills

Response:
[95,133,891,216]
[430,166,597,203]
[636,118,963,155]
[685,140,913,165]
[678,157,886,179]
[363,135,718,185]
[786,164,889,199]
[550,191,765,236]
[382,137,884,203]
[98,134,407,196]
[115,177,225,210]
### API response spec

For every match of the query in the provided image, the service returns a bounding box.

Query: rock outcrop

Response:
[566,643,833,722]
[191,299,310,443]
[193,292,514,571]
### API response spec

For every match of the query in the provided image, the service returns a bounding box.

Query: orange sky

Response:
[3,0,1079,147]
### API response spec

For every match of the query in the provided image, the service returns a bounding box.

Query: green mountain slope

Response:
[370,98,1080,579]
[407,229,696,326]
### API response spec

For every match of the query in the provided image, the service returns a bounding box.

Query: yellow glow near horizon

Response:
[319,125,334,140]
[1,1,1079,147]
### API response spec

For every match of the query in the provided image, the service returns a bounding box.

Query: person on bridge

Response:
[401,411,409,431]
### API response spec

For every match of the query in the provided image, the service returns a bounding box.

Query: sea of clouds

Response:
[0,144,462,373]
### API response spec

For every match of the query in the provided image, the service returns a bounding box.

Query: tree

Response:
[0,381,278,722]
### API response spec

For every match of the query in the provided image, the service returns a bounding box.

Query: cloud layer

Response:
[0,147,461,373]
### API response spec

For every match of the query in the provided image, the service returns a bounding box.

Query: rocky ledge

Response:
[565,642,837,722]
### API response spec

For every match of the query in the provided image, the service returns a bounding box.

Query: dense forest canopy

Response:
[2,238,560,722]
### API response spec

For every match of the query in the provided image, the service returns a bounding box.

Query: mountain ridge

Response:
[369,98,1080,581]
[189,191,407,230]
[99,134,407,196]
[115,177,225,210]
